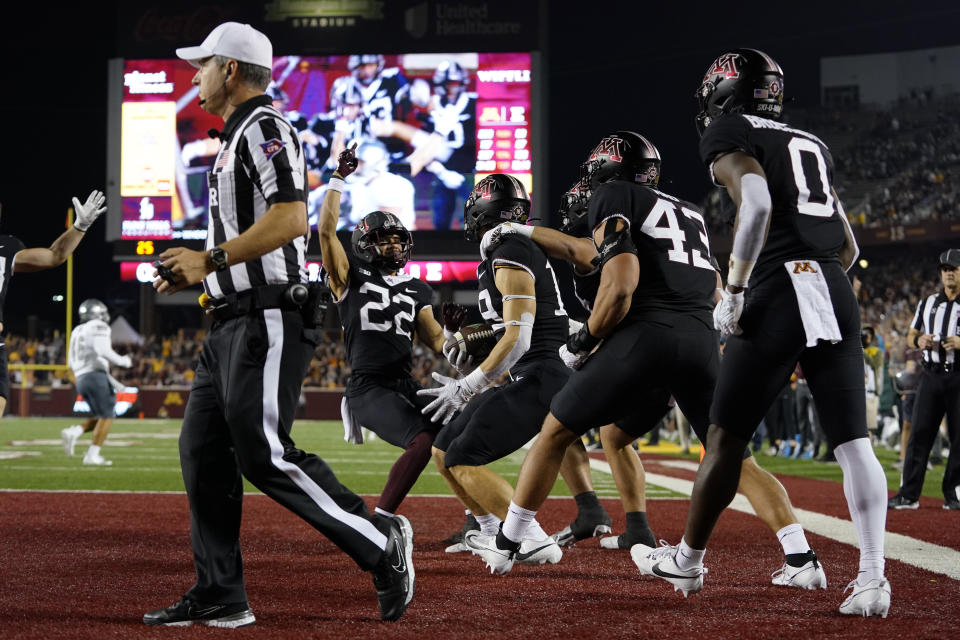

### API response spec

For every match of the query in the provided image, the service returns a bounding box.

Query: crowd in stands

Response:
[699,93,960,231]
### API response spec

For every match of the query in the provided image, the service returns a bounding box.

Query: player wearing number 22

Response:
[319,145,448,521]
[631,48,891,617]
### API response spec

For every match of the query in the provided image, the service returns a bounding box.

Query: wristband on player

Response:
[328,174,346,193]
[567,322,601,355]
[912,334,921,348]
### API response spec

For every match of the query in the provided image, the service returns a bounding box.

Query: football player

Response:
[423,60,477,230]
[632,49,889,617]
[62,299,133,466]
[0,191,106,425]
[420,174,569,566]
[489,158,828,580]
[318,145,446,519]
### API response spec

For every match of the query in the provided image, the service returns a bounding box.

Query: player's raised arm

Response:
[482,222,597,274]
[318,145,357,299]
[14,191,106,273]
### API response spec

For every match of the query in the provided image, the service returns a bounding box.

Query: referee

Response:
[144,22,414,627]
[889,249,960,510]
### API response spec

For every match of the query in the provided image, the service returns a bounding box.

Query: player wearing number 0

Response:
[422,174,570,567]
[319,145,448,519]
[631,49,890,617]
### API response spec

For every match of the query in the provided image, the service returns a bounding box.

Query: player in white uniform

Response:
[61,299,133,466]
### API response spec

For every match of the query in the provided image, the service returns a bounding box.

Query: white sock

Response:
[834,437,887,583]
[675,537,705,571]
[86,444,101,458]
[475,513,501,536]
[525,519,549,542]
[501,501,537,544]
[776,523,811,556]
[374,507,394,518]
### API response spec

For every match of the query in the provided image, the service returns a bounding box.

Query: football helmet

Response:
[581,131,661,190]
[78,299,109,323]
[433,60,469,102]
[463,174,530,242]
[351,211,413,271]
[348,54,385,86]
[696,48,785,136]
[559,177,593,234]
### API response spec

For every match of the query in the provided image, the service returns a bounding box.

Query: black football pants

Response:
[900,368,960,502]
[179,309,389,605]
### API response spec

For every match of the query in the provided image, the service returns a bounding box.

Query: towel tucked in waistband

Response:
[784,260,842,347]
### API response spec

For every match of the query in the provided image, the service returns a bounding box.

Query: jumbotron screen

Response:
[112,52,533,241]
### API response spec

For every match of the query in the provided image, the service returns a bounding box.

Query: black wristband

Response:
[567,323,601,354]
[912,334,921,348]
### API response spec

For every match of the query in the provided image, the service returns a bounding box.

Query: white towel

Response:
[341,396,364,445]
[784,260,842,347]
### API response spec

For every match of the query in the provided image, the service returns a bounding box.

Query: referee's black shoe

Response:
[372,514,415,622]
[143,597,255,627]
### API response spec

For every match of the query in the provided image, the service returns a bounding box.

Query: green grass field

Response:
[0,417,945,499]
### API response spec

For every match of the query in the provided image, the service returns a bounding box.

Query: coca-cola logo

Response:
[134,6,239,44]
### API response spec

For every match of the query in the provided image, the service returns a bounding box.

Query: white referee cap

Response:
[176,22,273,70]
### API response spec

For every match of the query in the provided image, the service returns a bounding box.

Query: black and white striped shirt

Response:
[204,95,308,297]
[912,291,960,365]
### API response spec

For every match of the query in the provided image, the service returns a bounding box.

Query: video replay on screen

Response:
[110,52,534,241]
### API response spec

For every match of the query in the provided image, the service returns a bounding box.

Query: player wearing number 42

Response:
[318,145,449,521]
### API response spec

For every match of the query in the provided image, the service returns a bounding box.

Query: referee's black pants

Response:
[900,367,960,503]
[179,309,389,605]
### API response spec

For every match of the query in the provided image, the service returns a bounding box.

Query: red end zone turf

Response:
[0,492,955,639]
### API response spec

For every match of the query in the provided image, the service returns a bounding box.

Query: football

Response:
[453,323,497,360]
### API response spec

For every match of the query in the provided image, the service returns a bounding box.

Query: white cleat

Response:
[61,425,82,457]
[444,541,473,554]
[631,541,707,598]
[839,578,891,618]
[464,531,516,575]
[771,552,827,590]
[516,537,563,565]
[82,453,113,466]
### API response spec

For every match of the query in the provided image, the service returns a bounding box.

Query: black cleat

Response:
[372,515,415,622]
[888,494,919,510]
[552,508,612,547]
[142,597,255,628]
[442,513,480,546]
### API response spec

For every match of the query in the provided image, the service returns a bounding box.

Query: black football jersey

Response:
[425,93,477,174]
[586,181,715,326]
[477,235,568,369]
[573,268,600,313]
[337,257,435,380]
[699,114,846,284]
[0,235,25,323]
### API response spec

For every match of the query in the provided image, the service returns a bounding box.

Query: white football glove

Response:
[480,222,532,259]
[417,371,480,424]
[119,355,133,368]
[437,168,465,190]
[713,288,745,337]
[72,190,106,232]
[442,329,474,374]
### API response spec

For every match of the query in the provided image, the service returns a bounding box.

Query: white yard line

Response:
[586,458,960,581]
